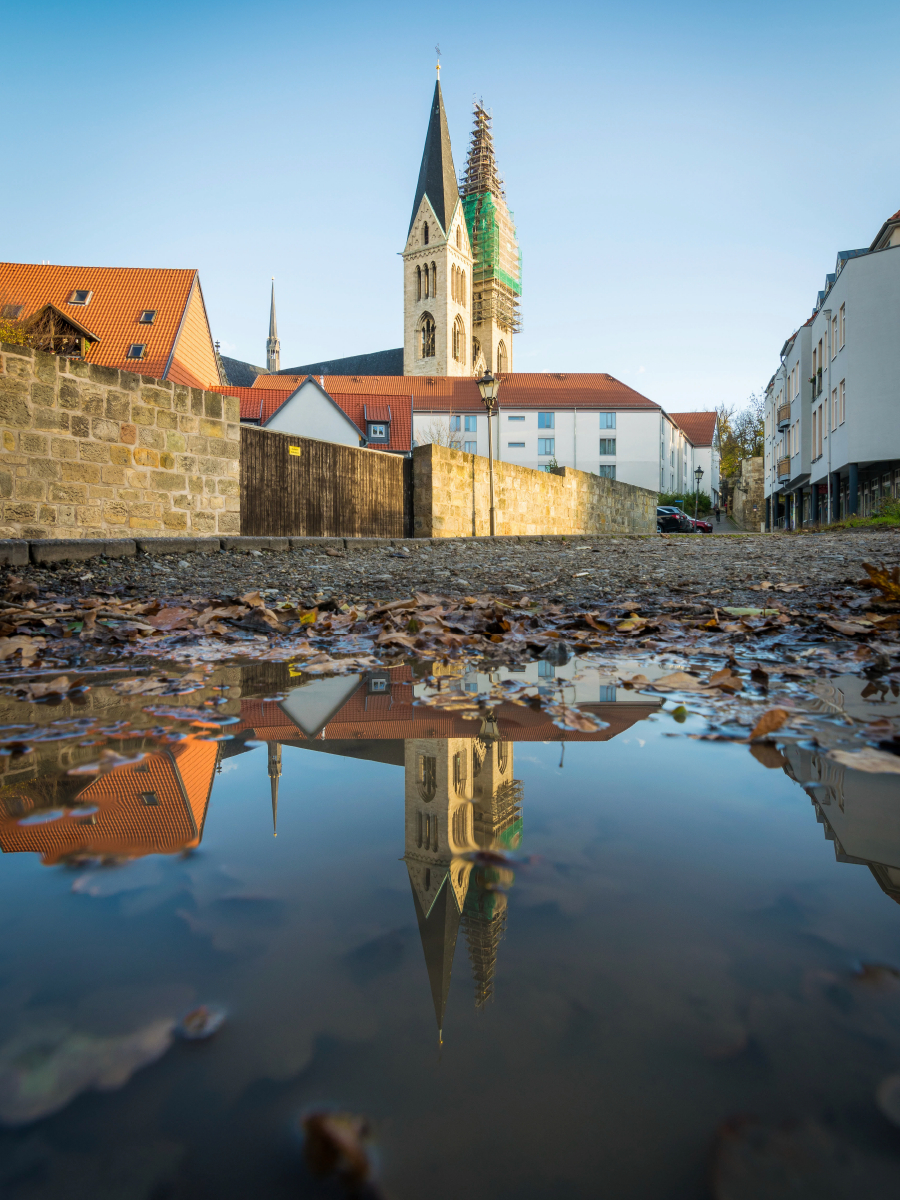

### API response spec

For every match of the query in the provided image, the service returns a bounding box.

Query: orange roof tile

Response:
[247,372,662,412]
[668,411,717,446]
[0,263,219,386]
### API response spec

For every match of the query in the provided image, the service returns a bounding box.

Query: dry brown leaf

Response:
[239,591,264,608]
[861,562,900,602]
[146,607,197,631]
[708,668,742,692]
[651,671,710,691]
[747,708,789,741]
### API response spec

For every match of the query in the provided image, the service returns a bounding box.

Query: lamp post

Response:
[476,369,501,536]
[694,465,704,522]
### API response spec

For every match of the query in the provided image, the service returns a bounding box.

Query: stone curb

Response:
[0,531,693,570]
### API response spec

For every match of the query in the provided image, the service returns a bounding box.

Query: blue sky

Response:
[5,0,899,410]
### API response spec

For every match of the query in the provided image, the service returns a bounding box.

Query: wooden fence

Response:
[240,426,412,538]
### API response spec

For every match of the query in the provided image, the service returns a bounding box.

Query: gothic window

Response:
[452,315,465,364]
[419,314,436,359]
[423,265,429,299]
[431,262,437,295]
[432,816,439,852]
[416,265,422,301]
[452,806,468,846]
[453,749,467,795]
[423,222,429,245]
[461,271,466,307]
[472,336,481,365]
[451,266,456,303]
[425,868,431,891]
[456,225,461,249]
[417,811,423,847]
[417,753,437,799]
[497,340,508,373]
[497,741,509,772]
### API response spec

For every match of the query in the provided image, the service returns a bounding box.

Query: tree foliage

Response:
[416,418,462,450]
[716,393,764,480]
[0,318,30,346]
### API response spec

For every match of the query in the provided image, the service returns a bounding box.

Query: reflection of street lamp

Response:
[479,710,501,743]
[694,465,704,522]
[476,370,501,536]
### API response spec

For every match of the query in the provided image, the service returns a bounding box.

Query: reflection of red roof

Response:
[668,411,717,446]
[235,670,658,744]
[0,738,218,863]
[244,373,662,413]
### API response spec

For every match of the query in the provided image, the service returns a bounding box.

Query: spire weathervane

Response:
[435,44,441,79]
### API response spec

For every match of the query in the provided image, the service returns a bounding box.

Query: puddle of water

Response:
[1,658,900,1198]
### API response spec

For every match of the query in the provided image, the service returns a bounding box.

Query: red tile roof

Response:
[248,372,662,412]
[668,411,717,446]
[214,382,413,452]
[0,263,219,386]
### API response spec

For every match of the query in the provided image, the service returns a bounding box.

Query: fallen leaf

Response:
[708,668,742,692]
[747,708,789,740]
[146,607,196,631]
[828,748,900,775]
[862,561,900,602]
[650,671,711,692]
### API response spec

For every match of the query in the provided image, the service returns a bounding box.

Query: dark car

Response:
[657,507,692,533]
[688,515,713,533]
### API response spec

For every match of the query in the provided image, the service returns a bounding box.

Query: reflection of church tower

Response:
[267,741,281,836]
[403,733,519,1032]
[464,733,520,1010]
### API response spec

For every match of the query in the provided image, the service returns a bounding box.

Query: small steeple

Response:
[409,78,459,237]
[266,279,280,373]
[267,741,282,836]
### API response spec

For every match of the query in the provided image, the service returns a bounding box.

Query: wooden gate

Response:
[240,426,412,538]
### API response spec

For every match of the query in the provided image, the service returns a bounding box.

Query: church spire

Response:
[409,871,463,1036]
[266,279,280,373]
[267,742,281,836]
[409,79,459,236]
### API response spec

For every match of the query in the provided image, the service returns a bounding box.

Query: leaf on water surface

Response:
[301,1110,375,1187]
[708,668,742,692]
[828,748,900,775]
[12,675,77,701]
[0,1019,175,1126]
[749,742,787,769]
[650,671,712,692]
[0,635,45,664]
[747,708,790,741]
[176,1005,226,1041]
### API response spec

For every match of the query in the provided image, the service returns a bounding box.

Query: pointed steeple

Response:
[409,80,459,236]
[266,279,280,373]
[267,742,281,836]
[409,871,463,1036]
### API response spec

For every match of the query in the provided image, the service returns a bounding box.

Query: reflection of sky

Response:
[2,717,900,1196]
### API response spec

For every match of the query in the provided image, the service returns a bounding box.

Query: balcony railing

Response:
[776,403,791,426]
[777,457,791,479]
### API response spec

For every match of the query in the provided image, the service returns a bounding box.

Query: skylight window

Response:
[67,290,92,305]
[126,344,146,360]
[139,310,157,324]
[1,304,23,320]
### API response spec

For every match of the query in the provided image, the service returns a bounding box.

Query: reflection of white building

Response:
[782,742,900,905]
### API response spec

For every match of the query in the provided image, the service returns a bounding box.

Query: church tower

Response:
[460,104,521,374]
[266,279,280,373]
[402,72,474,376]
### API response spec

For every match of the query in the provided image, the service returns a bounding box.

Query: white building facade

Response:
[764,207,900,527]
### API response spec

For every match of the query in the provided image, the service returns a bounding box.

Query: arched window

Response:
[432,816,439,852]
[472,336,481,368]
[423,264,429,299]
[456,225,461,249]
[453,749,467,795]
[452,315,465,364]
[424,868,431,891]
[419,314,436,359]
[461,271,466,307]
[417,753,437,799]
[497,741,509,772]
[416,265,421,301]
[430,262,437,296]
[497,341,508,373]
[450,266,456,303]
[423,222,429,245]
[417,811,423,847]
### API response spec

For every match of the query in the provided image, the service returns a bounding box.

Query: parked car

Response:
[688,515,713,533]
[656,507,693,533]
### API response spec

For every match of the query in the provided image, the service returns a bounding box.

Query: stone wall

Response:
[731,457,764,531]
[0,343,240,539]
[413,444,656,537]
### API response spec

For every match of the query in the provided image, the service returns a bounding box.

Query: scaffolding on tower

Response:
[459,103,522,336]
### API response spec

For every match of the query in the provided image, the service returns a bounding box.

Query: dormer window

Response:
[67,290,92,306]
[126,343,146,360]
[1,304,23,320]
[367,423,388,441]
[139,310,157,324]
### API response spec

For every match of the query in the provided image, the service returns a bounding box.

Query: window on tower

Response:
[453,315,465,364]
[461,270,466,307]
[431,262,437,296]
[423,222,429,245]
[497,340,508,373]
[416,266,422,301]
[456,225,461,249]
[420,314,436,359]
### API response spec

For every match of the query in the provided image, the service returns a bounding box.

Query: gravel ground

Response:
[7,530,900,611]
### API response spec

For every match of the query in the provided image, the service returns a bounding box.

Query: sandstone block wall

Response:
[413,444,656,537]
[0,343,240,539]
[731,457,764,531]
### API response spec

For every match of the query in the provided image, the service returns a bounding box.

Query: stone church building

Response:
[223,74,521,385]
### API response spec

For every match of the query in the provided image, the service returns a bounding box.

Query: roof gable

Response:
[668,411,717,446]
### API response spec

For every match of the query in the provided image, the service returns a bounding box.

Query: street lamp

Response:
[476,369,501,536]
[694,465,704,522]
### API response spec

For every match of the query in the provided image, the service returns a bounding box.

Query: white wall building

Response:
[763,206,900,527]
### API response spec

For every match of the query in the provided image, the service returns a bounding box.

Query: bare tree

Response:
[416,417,462,450]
